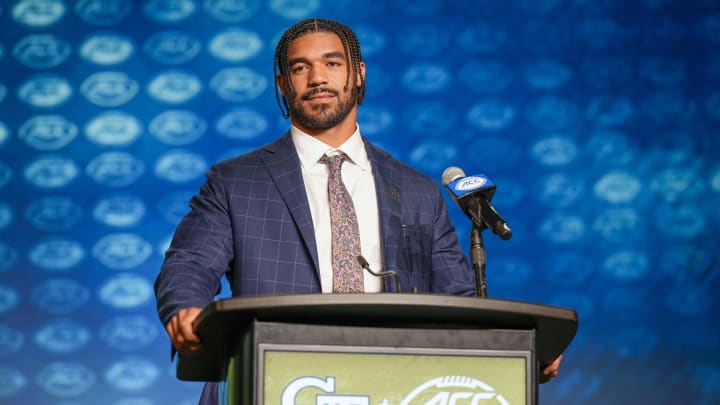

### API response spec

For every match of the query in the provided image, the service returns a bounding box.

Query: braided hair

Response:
[274,18,366,119]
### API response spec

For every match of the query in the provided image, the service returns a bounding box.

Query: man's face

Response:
[280,32,364,132]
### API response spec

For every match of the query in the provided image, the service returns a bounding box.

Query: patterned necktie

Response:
[321,153,364,293]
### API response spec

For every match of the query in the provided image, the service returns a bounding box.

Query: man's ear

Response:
[276,74,286,95]
[356,62,366,87]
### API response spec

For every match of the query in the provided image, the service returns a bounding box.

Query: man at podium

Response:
[154,18,561,404]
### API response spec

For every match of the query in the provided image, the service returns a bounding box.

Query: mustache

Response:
[301,87,339,100]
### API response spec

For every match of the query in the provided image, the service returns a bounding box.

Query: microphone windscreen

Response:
[442,166,466,186]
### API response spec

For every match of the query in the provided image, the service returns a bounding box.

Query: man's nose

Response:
[308,65,328,86]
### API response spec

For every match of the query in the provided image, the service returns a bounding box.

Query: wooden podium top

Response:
[180,294,578,381]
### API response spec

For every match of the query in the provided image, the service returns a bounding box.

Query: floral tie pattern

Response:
[321,153,364,293]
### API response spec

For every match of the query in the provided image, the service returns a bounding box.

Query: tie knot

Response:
[321,153,347,172]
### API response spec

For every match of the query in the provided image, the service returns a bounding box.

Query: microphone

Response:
[442,167,512,240]
[357,255,403,293]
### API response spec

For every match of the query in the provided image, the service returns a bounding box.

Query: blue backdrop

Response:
[1,0,719,404]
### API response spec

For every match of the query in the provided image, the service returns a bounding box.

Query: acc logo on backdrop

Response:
[149,110,207,145]
[209,29,262,62]
[24,155,79,189]
[538,213,586,244]
[492,257,533,286]
[143,0,195,22]
[544,252,594,287]
[0,243,19,273]
[581,56,632,89]
[210,67,267,102]
[531,136,578,167]
[466,101,516,131]
[216,107,267,140]
[29,238,85,271]
[74,0,132,26]
[11,0,66,27]
[537,173,585,208]
[641,91,696,124]
[80,32,135,65]
[92,233,153,269]
[81,72,138,107]
[0,203,12,231]
[147,70,202,104]
[593,171,642,203]
[143,30,201,65]
[93,194,146,227]
[409,141,457,173]
[585,97,634,127]
[523,60,572,90]
[25,196,83,232]
[525,96,580,132]
[403,102,456,134]
[0,285,20,314]
[17,74,73,108]
[0,324,24,357]
[356,105,393,135]
[402,63,451,93]
[458,22,507,53]
[602,251,649,282]
[269,0,319,19]
[105,358,159,391]
[467,137,521,171]
[100,316,158,351]
[86,152,145,187]
[19,115,78,150]
[353,25,385,56]
[0,366,26,397]
[586,131,636,166]
[154,151,208,183]
[0,122,8,146]
[204,0,261,22]
[459,60,513,94]
[85,111,142,146]
[99,273,153,308]
[36,362,96,398]
[0,162,13,188]
[35,319,91,353]
[398,24,449,57]
[31,278,90,314]
[593,208,642,243]
[12,34,71,69]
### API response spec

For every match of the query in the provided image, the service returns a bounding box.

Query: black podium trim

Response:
[178,294,578,382]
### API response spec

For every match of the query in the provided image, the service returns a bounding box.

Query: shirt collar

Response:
[291,124,370,171]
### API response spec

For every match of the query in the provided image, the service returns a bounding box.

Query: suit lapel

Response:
[365,140,403,287]
[260,133,320,274]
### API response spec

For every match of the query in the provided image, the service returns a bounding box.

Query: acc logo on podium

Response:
[281,375,510,405]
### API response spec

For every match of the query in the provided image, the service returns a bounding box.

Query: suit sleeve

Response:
[430,186,476,296]
[154,165,234,326]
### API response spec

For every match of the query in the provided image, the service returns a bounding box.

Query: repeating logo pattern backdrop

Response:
[0,0,719,403]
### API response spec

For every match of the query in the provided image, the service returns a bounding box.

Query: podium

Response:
[178,294,577,405]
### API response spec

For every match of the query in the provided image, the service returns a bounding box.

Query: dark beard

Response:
[287,87,357,131]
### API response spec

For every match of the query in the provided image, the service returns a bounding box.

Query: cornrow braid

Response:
[274,18,366,119]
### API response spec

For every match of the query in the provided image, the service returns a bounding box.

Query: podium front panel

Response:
[225,321,537,405]
[259,344,530,405]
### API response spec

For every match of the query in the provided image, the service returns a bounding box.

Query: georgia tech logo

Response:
[280,375,509,405]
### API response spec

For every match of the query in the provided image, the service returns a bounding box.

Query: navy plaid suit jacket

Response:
[155,132,475,326]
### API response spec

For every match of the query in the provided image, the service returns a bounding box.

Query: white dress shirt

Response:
[291,125,383,293]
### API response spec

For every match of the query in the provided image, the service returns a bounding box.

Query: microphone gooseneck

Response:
[357,255,404,293]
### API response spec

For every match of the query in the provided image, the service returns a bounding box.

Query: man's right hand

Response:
[165,307,203,352]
